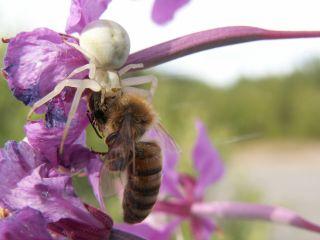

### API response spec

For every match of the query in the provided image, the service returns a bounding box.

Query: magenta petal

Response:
[145,129,182,198]
[86,156,104,209]
[110,229,145,240]
[3,28,87,105]
[192,120,224,198]
[154,200,190,217]
[115,218,181,240]
[5,164,102,228]
[192,201,320,234]
[190,216,216,240]
[62,142,94,172]
[66,0,111,34]
[0,207,53,240]
[0,141,46,209]
[152,0,189,25]
[48,204,114,240]
[59,126,94,172]
[25,98,88,166]
[125,27,320,71]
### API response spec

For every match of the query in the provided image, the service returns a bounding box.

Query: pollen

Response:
[1,37,10,43]
[0,208,9,219]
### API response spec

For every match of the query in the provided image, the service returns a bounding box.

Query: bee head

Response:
[79,19,130,69]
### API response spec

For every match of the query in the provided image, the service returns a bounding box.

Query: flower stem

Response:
[192,201,320,234]
[125,26,320,71]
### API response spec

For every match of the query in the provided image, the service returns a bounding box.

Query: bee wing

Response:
[148,122,180,153]
[98,116,135,210]
[98,162,127,211]
[105,116,135,171]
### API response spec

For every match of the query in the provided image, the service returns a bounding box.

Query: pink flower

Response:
[2,1,320,239]
[151,0,190,25]
[117,121,320,240]
[66,0,112,34]
[0,140,143,239]
[0,207,53,240]
[65,0,190,34]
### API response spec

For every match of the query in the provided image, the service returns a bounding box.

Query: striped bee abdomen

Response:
[123,141,162,224]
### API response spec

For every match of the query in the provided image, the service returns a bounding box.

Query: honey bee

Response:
[88,90,163,223]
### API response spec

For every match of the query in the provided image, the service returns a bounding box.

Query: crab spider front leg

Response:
[65,41,100,80]
[65,63,94,79]
[27,79,101,154]
[65,41,100,65]
[27,79,101,119]
[121,75,158,101]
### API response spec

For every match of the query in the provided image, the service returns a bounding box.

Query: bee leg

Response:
[59,79,102,154]
[118,63,144,76]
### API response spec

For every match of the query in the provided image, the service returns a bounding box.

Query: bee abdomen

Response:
[123,178,161,224]
[122,141,162,224]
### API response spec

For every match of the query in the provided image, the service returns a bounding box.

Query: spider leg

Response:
[118,63,144,76]
[58,79,102,154]
[64,41,98,80]
[27,79,101,120]
[123,86,153,102]
[121,75,158,99]
[65,64,91,79]
[65,41,100,64]
[59,86,84,154]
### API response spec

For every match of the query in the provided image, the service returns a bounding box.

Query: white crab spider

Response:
[27,20,158,154]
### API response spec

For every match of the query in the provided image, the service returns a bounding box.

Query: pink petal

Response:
[66,0,111,34]
[4,164,102,228]
[192,201,320,234]
[190,216,216,240]
[109,229,145,240]
[192,120,224,198]
[152,0,190,25]
[25,98,89,166]
[0,207,53,240]
[125,27,320,71]
[86,156,105,209]
[178,174,196,201]
[145,128,183,198]
[154,200,190,217]
[115,218,181,240]
[3,28,87,106]
[0,141,47,209]
[49,204,114,240]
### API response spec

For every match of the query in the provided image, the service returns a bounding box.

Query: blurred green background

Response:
[1,44,320,239]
